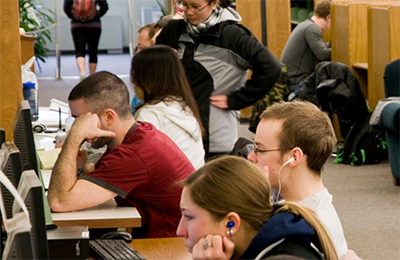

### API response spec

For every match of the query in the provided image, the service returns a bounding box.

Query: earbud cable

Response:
[276,163,285,200]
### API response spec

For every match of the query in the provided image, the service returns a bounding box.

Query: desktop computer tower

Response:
[47,226,90,259]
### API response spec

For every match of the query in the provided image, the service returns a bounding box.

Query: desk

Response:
[34,107,69,131]
[130,238,191,260]
[52,199,141,229]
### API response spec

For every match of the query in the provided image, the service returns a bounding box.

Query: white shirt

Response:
[135,99,205,169]
[298,188,348,259]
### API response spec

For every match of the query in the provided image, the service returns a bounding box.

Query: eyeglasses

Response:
[179,1,210,13]
[253,146,292,156]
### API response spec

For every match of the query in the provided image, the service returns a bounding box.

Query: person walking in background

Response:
[64,0,108,80]
[156,0,281,160]
[281,0,331,96]
[178,156,338,259]
[131,45,205,169]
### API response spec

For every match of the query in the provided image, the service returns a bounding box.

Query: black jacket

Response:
[299,61,368,138]
[157,15,281,153]
[240,212,323,259]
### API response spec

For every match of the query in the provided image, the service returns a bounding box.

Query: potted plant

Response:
[19,0,55,64]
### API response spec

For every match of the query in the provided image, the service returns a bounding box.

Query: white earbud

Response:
[282,157,295,167]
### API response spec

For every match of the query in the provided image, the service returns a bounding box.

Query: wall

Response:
[38,0,167,53]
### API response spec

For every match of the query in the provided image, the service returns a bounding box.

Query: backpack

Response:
[248,63,289,133]
[71,0,97,22]
[333,112,388,166]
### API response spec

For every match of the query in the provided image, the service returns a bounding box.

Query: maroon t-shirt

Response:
[81,121,194,238]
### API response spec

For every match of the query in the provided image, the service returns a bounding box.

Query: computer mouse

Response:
[100,231,133,243]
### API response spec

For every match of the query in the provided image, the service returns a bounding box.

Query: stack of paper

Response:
[37,148,61,170]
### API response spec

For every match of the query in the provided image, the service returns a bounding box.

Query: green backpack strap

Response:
[333,146,344,164]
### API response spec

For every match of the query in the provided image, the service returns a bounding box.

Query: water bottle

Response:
[22,81,39,121]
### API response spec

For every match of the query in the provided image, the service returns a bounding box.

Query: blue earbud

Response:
[226,222,235,242]
[226,221,235,228]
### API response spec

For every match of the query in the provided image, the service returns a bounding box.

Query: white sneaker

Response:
[79,72,86,81]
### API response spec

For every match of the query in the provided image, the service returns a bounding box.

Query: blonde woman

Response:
[178,156,337,260]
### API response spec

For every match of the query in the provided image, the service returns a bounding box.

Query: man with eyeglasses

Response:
[247,101,348,259]
[156,0,281,160]
[48,71,195,238]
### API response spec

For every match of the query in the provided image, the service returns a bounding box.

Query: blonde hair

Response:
[183,156,338,260]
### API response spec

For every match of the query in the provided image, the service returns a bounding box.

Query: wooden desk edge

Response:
[352,62,369,70]
[53,218,141,229]
[130,237,191,260]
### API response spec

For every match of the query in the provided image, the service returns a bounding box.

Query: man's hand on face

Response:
[69,113,116,143]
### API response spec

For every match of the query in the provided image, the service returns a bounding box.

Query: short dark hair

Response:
[314,0,331,19]
[68,71,132,119]
[130,45,204,132]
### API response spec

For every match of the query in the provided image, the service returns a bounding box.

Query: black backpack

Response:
[334,112,388,166]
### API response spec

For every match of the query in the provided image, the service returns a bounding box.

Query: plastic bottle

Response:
[22,81,39,121]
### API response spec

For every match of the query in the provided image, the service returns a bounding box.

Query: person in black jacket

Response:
[64,0,108,80]
[156,0,281,159]
[177,156,338,260]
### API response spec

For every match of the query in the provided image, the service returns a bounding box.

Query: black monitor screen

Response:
[15,170,49,259]
[13,101,39,175]
[0,142,22,219]
[0,128,5,146]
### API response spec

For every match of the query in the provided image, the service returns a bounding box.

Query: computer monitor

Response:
[0,169,33,259]
[13,170,49,259]
[12,100,54,227]
[0,128,5,146]
[0,142,22,219]
[13,100,39,175]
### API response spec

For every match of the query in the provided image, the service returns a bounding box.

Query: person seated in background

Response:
[247,101,348,259]
[135,23,156,54]
[131,16,183,114]
[178,156,338,260]
[47,71,195,238]
[131,45,205,169]
[281,0,331,96]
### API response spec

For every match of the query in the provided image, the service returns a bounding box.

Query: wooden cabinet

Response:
[20,35,36,72]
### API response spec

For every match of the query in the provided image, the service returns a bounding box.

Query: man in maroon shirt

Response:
[48,71,194,238]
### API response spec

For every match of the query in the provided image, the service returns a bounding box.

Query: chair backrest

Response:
[298,9,312,23]
[384,59,400,97]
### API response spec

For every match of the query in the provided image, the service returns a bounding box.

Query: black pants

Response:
[71,26,101,63]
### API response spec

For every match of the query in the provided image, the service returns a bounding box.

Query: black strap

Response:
[122,122,138,143]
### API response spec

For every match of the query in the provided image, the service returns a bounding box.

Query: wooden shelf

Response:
[352,62,368,70]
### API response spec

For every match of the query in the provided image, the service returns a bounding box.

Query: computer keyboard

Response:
[89,239,146,260]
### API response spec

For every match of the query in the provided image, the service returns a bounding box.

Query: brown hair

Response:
[138,22,156,39]
[68,71,132,119]
[183,156,338,260]
[314,0,331,19]
[260,101,336,174]
[130,45,204,133]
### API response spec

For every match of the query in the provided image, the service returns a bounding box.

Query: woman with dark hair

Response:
[156,0,281,159]
[131,45,205,169]
[178,156,338,260]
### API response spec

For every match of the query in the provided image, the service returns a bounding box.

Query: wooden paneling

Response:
[236,0,262,42]
[368,4,400,109]
[20,35,36,72]
[0,0,23,141]
[266,0,291,59]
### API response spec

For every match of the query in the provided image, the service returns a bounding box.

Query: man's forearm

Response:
[47,132,84,207]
